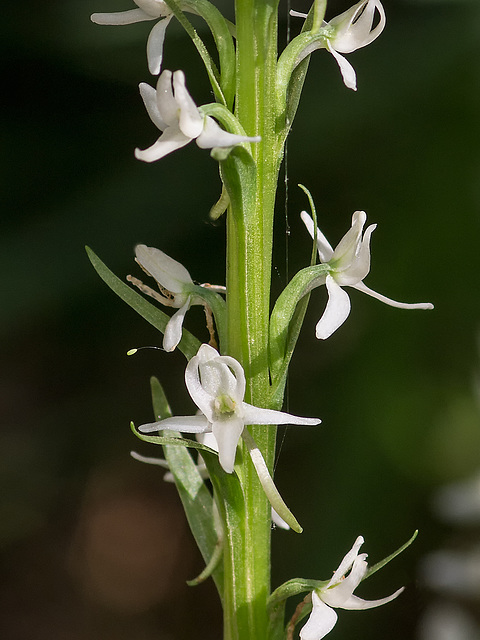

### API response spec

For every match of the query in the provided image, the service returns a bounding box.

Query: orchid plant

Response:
[87,0,433,638]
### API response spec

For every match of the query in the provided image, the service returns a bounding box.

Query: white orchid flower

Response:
[301,210,433,340]
[130,244,201,352]
[292,0,386,90]
[300,536,404,640]
[91,0,176,75]
[135,70,260,162]
[139,344,320,473]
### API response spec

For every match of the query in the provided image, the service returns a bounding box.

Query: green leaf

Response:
[147,377,225,597]
[267,578,323,640]
[364,530,418,580]
[182,0,236,109]
[269,265,328,391]
[269,185,320,406]
[86,246,201,360]
[162,0,226,106]
[275,2,327,147]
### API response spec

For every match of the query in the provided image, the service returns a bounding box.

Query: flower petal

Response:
[300,211,334,263]
[146,16,173,75]
[352,281,434,310]
[134,126,191,162]
[212,417,244,473]
[332,0,386,53]
[339,587,404,610]
[139,82,167,130]
[323,554,368,607]
[139,414,210,433]
[331,211,367,268]
[196,117,261,149]
[328,536,365,587]
[300,592,338,640]
[134,244,193,293]
[155,70,179,126]
[185,345,218,421]
[212,354,246,404]
[242,403,320,426]
[326,42,358,91]
[315,274,351,339]
[136,0,171,18]
[163,298,191,351]
[172,71,204,139]
[91,8,153,25]
[335,223,376,285]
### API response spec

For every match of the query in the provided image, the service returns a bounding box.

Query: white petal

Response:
[326,43,357,91]
[339,587,404,610]
[136,0,171,18]
[328,536,365,587]
[134,244,193,293]
[139,415,210,433]
[323,555,368,606]
[289,9,308,18]
[336,223,376,285]
[130,450,170,468]
[333,0,386,53]
[300,592,338,640]
[212,354,246,404]
[242,403,320,426]
[352,281,434,310]
[197,431,219,452]
[163,298,191,352]
[146,16,173,75]
[172,71,204,139]
[134,126,191,162]
[91,8,153,25]
[139,82,167,130]
[315,275,351,339]
[155,70,178,126]
[212,418,244,473]
[197,117,261,149]
[300,211,334,263]
[331,210,367,268]
[185,345,218,421]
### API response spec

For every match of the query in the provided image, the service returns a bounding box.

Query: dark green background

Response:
[1,0,479,638]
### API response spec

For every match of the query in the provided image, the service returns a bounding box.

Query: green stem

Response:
[222,1,282,638]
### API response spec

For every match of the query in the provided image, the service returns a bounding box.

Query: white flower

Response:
[135,70,260,162]
[292,0,386,90]
[91,0,175,75]
[301,210,434,340]
[300,536,404,640]
[139,344,320,473]
[130,244,200,352]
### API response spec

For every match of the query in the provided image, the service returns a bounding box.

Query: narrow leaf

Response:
[147,377,225,597]
[364,530,418,580]
[86,246,200,360]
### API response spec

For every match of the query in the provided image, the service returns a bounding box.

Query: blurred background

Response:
[1,0,479,638]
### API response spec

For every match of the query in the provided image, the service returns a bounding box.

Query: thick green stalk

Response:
[223,1,282,638]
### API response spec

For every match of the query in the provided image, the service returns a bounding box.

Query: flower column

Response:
[222,0,282,638]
